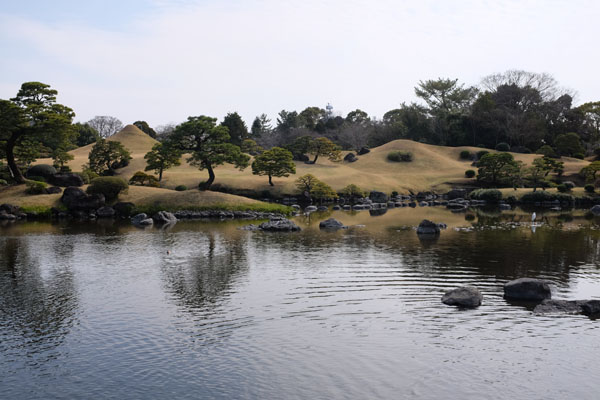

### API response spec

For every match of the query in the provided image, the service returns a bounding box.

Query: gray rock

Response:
[319,218,345,230]
[343,205,351,210]
[504,278,551,301]
[332,205,341,210]
[258,217,301,232]
[305,205,318,213]
[534,300,585,314]
[446,189,467,200]
[96,206,116,218]
[131,213,154,226]
[0,204,20,214]
[419,201,428,207]
[0,210,17,220]
[46,186,62,194]
[369,191,388,203]
[317,206,328,212]
[50,173,84,187]
[499,203,511,210]
[581,300,600,315]
[357,147,370,155]
[153,211,177,224]
[591,205,600,215]
[344,153,358,162]
[442,286,482,308]
[416,219,440,235]
[291,204,301,210]
[61,187,105,211]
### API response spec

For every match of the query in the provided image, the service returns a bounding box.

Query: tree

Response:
[554,132,584,157]
[580,161,600,182]
[346,109,370,125]
[340,184,366,204]
[169,116,249,190]
[476,152,520,186]
[155,123,176,142]
[308,137,341,164]
[295,174,320,195]
[0,82,75,183]
[526,157,555,191]
[74,122,100,147]
[276,110,299,134]
[310,181,338,203]
[251,147,296,186]
[51,147,74,169]
[250,114,272,138]
[241,139,263,155]
[133,121,157,138]
[144,142,182,181]
[339,122,372,152]
[577,102,600,147]
[87,116,123,138]
[220,112,248,146]
[298,107,326,130]
[88,139,132,175]
[481,70,570,102]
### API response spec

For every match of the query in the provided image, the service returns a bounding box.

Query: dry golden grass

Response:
[120,186,264,208]
[35,126,590,195]
[0,185,62,208]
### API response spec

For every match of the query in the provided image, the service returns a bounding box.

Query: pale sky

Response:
[1,0,598,127]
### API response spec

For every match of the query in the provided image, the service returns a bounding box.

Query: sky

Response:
[1,0,598,128]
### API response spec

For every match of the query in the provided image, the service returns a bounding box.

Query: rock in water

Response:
[591,205,600,216]
[442,286,482,308]
[416,219,440,235]
[153,211,177,224]
[504,278,551,301]
[96,206,116,218]
[258,217,301,232]
[534,300,585,314]
[319,218,345,230]
[61,187,105,211]
[581,300,600,315]
[131,213,154,226]
[369,191,388,203]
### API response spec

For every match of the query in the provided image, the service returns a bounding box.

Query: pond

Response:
[1,207,600,399]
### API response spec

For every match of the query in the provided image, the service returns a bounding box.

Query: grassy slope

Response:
[35,125,589,196]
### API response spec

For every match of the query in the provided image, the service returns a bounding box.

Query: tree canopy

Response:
[87,116,123,138]
[251,147,296,186]
[87,139,132,175]
[144,142,182,181]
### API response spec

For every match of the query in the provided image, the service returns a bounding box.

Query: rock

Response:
[369,191,388,203]
[357,147,370,155]
[581,300,600,315]
[291,204,301,210]
[317,206,328,211]
[258,217,301,232]
[442,286,482,308]
[344,153,358,162]
[319,218,345,230]
[419,201,428,207]
[0,204,20,214]
[332,205,341,210]
[437,223,447,229]
[305,205,317,213]
[131,213,154,226]
[369,208,388,216]
[0,210,17,220]
[504,278,551,301]
[343,205,351,210]
[408,202,416,208]
[446,189,467,200]
[416,219,440,235]
[96,206,116,218]
[499,203,511,210]
[49,173,84,187]
[61,187,105,211]
[153,211,177,224]
[534,300,585,314]
[113,202,136,218]
[591,205,600,215]
[46,186,62,194]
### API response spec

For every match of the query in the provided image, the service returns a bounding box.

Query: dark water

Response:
[1,207,600,399]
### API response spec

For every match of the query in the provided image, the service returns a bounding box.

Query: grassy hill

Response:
[39,126,589,195]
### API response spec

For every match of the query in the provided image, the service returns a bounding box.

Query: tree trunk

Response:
[6,133,25,183]
[158,167,163,182]
[312,154,319,164]
[268,174,273,186]
[200,164,215,190]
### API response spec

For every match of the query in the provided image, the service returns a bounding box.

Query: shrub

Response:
[391,191,399,197]
[77,169,100,184]
[28,175,46,183]
[59,166,72,173]
[340,184,367,200]
[520,191,573,204]
[536,145,558,158]
[0,179,7,186]
[556,184,568,193]
[563,181,575,190]
[25,180,48,195]
[469,188,502,203]
[87,177,129,202]
[459,150,472,160]
[129,171,160,187]
[573,153,585,160]
[175,185,188,191]
[25,164,57,179]
[387,151,413,162]
[465,169,476,178]
[476,150,489,160]
[505,195,517,204]
[495,142,510,152]
[585,184,595,193]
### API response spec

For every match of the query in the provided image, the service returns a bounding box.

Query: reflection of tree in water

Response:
[161,231,249,311]
[0,236,79,364]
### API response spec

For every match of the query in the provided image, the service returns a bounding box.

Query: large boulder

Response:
[305,205,318,213]
[446,189,467,200]
[153,211,177,225]
[581,300,600,315]
[504,278,551,301]
[49,173,84,187]
[442,286,482,308]
[590,205,600,216]
[416,219,440,235]
[258,217,301,232]
[61,187,105,211]
[369,191,388,203]
[534,299,600,316]
[96,206,116,218]
[319,218,345,230]
[357,147,370,155]
[131,213,154,226]
[344,153,358,163]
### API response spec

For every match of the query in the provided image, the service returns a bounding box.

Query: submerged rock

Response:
[153,211,177,225]
[369,191,388,203]
[319,218,345,230]
[504,278,551,301]
[534,299,585,314]
[258,217,301,232]
[239,224,260,231]
[416,219,440,235]
[581,300,600,315]
[442,286,482,308]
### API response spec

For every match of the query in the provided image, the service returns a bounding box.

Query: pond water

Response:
[1,207,600,399]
